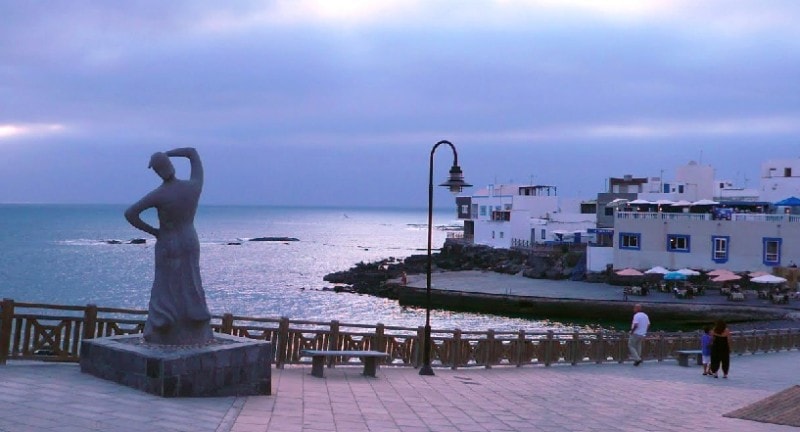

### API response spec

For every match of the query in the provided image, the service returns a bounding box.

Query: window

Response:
[492,211,511,221]
[460,204,469,214]
[541,229,546,240]
[471,204,478,218]
[499,231,504,239]
[619,232,641,250]
[763,238,782,265]
[504,203,512,210]
[667,234,691,252]
[491,231,495,239]
[604,207,614,216]
[712,236,729,263]
[480,206,487,216]
[678,185,685,193]
[785,168,792,177]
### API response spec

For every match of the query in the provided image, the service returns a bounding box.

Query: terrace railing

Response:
[616,211,800,224]
[2,298,799,369]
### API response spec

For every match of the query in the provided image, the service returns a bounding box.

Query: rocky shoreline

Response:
[323,242,800,330]
[322,241,583,297]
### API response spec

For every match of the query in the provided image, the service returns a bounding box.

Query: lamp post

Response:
[420,140,471,376]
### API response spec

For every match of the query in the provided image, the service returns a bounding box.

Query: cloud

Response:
[0,123,66,141]
[2,1,800,205]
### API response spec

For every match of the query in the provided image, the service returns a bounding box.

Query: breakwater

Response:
[393,286,792,328]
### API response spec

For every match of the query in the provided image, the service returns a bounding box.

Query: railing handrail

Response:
[615,211,800,224]
[2,298,799,369]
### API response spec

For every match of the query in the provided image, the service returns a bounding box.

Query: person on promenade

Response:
[709,319,732,378]
[629,303,650,366]
[701,325,712,375]
[125,147,213,345]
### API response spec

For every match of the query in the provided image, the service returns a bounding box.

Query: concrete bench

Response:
[675,349,703,367]
[300,350,390,378]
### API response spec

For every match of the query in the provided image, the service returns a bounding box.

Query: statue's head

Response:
[148,152,175,181]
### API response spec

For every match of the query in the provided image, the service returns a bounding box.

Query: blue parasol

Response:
[664,271,688,281]
[775,196,800,206]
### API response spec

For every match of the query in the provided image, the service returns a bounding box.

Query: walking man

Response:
[629,303,650,366]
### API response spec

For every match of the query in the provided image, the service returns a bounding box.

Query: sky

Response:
[2,1,800,208]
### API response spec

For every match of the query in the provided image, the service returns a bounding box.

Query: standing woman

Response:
[709,319,732,378]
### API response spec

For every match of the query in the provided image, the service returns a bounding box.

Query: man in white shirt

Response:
[629,304,650,366]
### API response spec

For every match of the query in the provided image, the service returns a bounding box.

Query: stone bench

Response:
[300,350,390,378]
[675,349,703,367]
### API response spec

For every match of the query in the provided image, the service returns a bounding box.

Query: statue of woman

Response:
[125,147,213,345]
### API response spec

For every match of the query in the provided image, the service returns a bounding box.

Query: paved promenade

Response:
[1,351,799,431]
[2,271,798,431]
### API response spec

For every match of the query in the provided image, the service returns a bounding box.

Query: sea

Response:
[0,204,582,332]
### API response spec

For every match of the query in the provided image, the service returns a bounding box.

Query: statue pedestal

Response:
[80,334,272,397]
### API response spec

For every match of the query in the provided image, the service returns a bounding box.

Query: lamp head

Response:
[439,164,472,195]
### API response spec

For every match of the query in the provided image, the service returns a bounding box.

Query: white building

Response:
[759,158,800,203]
[611,210,799,272]
[457,184,596,249]
[588,159,800,273]
[457,158,800,273]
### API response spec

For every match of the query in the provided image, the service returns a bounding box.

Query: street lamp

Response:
[420,140,471,376]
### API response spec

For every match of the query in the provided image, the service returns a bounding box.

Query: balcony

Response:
[615,211,800,223]
[491,210,511,221]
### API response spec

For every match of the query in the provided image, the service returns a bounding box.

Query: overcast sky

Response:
[2,1,800,207]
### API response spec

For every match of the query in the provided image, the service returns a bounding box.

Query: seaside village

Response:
[453,157,800,299]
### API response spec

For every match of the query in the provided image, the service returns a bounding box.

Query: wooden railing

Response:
[2,298,799,368]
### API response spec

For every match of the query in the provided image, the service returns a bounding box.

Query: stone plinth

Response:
[80,333,272,397]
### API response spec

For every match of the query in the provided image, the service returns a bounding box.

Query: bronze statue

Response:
[125,148,213,345]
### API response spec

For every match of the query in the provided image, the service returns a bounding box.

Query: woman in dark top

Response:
[709,319,732,378]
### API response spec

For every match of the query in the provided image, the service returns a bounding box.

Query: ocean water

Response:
[0,204,576,332]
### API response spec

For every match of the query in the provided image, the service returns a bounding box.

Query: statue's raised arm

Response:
[165,147,203,187]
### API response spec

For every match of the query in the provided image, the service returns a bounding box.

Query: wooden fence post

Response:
[220,313,234,335]
[516,329,525,367]
[375,323,386,364]
[375,323,385,351]
[485,329,494,369]
[451,329,461,370]
[619,331,627,364]
[327,320,340,368]
[765,329,773,354]
[0,299,14,365]
[571,332,579,365]
[276,317,289,369]
[544,330,554,367]
[82,304,98,340]
[794,329,800,351]
[595,331,604,364]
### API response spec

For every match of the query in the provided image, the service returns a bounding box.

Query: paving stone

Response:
[1,351,800,431]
